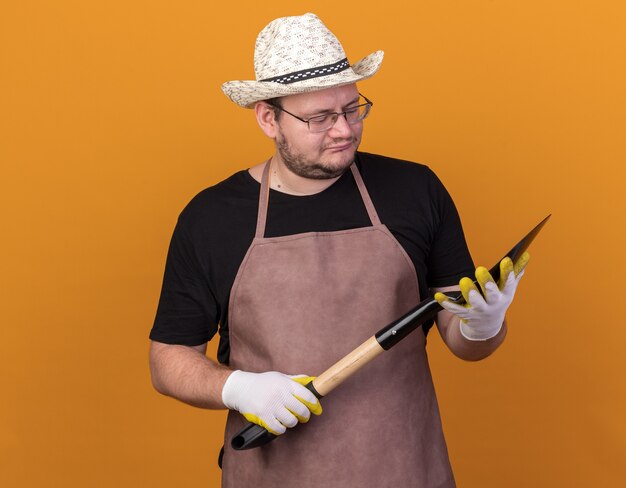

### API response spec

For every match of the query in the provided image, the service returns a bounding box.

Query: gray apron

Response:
[221,161,455,487]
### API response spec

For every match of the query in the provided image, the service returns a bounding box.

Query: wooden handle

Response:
[312,336,384,397]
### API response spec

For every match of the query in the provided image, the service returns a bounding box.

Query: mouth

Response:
[324,140,355,152]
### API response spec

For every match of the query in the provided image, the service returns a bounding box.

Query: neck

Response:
[270,156,346,196]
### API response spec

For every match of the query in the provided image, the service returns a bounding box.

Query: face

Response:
[273,84,364,179]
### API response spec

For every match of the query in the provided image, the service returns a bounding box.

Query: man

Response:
[149,13,528,488]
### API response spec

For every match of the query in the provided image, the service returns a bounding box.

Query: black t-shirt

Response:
[150,152,474,364]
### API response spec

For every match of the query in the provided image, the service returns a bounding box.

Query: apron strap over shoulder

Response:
[255,159,272,239]
[350,163,382,226]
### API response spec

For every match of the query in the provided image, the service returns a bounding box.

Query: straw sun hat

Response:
[221,13,384,108]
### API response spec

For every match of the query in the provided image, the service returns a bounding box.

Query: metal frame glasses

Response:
[267,93,373,133]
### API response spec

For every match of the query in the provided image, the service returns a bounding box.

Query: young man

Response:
[149,13,527,487]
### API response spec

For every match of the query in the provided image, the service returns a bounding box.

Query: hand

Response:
[221,370,322,435]
[435,252,530,341]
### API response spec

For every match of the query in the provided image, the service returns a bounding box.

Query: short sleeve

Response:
[149,218,219,346]
[424,170,474,288]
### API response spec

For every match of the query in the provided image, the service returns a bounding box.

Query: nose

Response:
[328,112,353,138]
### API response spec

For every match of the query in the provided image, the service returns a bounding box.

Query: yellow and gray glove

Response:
[221,370,322,435]
[435,252,530,341]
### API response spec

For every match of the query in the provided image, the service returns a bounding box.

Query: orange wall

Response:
[2,1,625,486]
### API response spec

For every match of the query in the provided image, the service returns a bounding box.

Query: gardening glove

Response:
[434,252,530,341]
[221,370,322,435]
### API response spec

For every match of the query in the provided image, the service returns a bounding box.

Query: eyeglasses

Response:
[267,93,373,133]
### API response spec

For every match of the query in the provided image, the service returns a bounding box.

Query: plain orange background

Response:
[2,1,625,486]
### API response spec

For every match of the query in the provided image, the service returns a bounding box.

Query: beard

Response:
[275,127,359,180]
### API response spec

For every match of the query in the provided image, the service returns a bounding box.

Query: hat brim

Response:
[221,51,384,109]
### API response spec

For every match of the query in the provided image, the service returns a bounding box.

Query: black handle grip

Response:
[231,423,276,450]
[231,381,322,451]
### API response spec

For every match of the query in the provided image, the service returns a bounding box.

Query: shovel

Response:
[231,214,551,450]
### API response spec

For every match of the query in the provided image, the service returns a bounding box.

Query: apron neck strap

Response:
[256,159,272,238]
[350,163,382,226]
[255,158,382,238]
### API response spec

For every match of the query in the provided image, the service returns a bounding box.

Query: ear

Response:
[255,101,279,138]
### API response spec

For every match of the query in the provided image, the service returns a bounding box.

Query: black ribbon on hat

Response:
[260,58,350,84]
